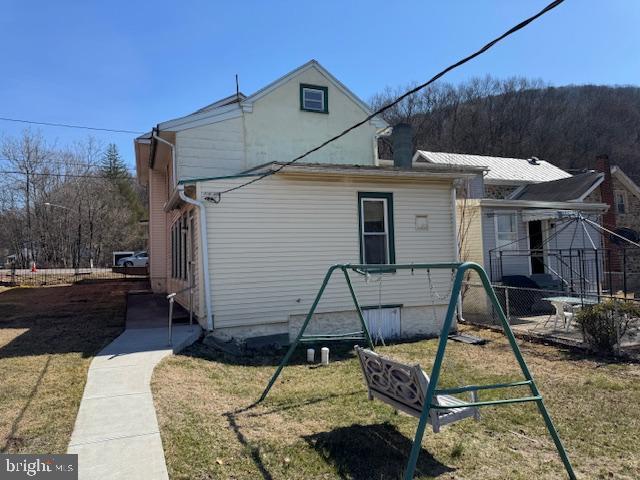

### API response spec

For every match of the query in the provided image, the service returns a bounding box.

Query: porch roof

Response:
[476,198,608,212]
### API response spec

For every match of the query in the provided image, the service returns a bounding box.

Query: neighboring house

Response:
[134,60,481,342]
[586,155,640,290]
[413,151,609,293]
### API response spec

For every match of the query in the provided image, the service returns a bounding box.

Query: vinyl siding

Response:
[199,175,457,329]
[148,168,168,293]
[243,67,377,169]
[175,116,246,180]
[457,200,484,265]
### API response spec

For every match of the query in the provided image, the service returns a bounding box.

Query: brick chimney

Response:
[595,154,620,272]
[595,154,616,233]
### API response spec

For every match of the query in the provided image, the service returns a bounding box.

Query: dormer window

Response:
[300,84,328,113]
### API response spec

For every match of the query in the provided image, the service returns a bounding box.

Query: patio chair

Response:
[355,346,480,433]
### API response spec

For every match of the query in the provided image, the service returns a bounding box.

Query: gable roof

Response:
[155,60,387,132]
[413,151,572,184]
[510,171,604,202]
[611,165,640,199]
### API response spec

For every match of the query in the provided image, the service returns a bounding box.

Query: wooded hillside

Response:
[371,77,640,181]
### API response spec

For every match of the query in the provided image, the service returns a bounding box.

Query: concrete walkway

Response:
[68,325,201,480]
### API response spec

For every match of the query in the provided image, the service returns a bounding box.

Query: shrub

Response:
[575,300,639,354]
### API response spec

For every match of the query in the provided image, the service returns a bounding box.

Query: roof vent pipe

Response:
[528,156,540,165]
[392,123,413,169]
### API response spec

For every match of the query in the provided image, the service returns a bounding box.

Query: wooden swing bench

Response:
[355,346,480,432]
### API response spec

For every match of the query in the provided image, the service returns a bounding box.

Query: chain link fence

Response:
[461,281,640,356]
[0,267,148,287]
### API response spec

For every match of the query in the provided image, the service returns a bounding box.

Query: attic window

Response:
[300,84,328,113]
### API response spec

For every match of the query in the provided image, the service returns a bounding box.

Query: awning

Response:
[521,209,577,222]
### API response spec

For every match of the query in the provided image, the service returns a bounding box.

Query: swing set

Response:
[258,261,576,480]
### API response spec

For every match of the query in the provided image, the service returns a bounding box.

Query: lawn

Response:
[0,280,146,454]
[152,325,640,480]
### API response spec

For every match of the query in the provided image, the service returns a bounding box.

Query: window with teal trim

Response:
[300,84,328,113]
[358,192,395,265]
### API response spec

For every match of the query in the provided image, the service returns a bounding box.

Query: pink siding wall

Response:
[148,168,168,293]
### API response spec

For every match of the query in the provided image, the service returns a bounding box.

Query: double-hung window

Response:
[614,190,627,214]
[495,213,518,250]
[300,84,328,113]
[359,192,395,265]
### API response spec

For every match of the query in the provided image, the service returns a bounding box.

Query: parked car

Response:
[117,251,149,267]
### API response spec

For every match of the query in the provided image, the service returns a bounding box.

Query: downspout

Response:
[179,185,214,331]
[451,181,464,322]
[153,132,214,331]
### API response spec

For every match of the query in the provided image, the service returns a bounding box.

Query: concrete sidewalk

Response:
[68,325,201,480]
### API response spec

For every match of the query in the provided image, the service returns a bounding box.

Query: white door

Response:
[363,307,401,342]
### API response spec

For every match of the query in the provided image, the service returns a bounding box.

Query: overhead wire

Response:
[0,116,144,134]
[208,0,565,199]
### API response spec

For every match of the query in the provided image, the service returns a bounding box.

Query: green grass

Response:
[0,280,145,453]
[152,326,640,479]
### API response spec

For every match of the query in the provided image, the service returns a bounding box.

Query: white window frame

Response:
[302,87,325,112]
[614,190,627,214]
[360,197,390,265]
[494,212,518,251]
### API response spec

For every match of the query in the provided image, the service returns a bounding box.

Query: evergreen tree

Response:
[100,143,130,179]
[100,143,147,223]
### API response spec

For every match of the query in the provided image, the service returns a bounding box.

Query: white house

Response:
[134,60,481,343]
[413,151,609,293]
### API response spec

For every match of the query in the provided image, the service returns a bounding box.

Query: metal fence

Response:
[0,267,148,287]
[488,247,640,297]
[461,281,640,354]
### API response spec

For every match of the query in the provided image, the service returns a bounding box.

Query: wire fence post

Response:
[594,249,601,296]
[623,248,628,297]
[505,287,512,324]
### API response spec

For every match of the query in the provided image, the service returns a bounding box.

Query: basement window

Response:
[300,84,328,113]
[359,192,395,265]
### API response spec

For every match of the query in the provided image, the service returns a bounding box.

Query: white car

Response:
[117,251,149,267]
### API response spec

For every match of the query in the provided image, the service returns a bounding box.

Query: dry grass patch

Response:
[0,280,146,453]
[153,326,640,479]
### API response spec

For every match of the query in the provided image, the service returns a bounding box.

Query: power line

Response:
[0,116,144,134]
[210,0,565,199]
[0,157,136,172]
[0,170,135,179]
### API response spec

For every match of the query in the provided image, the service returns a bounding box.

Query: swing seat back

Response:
[355,346,480,432]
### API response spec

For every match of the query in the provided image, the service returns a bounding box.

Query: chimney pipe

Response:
[392,123,413,169]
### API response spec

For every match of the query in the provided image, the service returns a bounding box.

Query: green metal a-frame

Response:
[259,262,576,480]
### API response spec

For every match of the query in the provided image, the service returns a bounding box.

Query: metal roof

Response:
[414,151,572,184]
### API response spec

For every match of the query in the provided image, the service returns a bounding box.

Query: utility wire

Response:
[210,0,565,199]
[0,170,133,179]
[0,157,136,172]
[0,116,144,134]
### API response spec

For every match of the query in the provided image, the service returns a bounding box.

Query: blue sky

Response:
[1,1,639,169]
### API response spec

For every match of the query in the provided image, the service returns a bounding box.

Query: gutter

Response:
[478,198,609,212]
[153,131,214,331]
[152,131,177,189]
